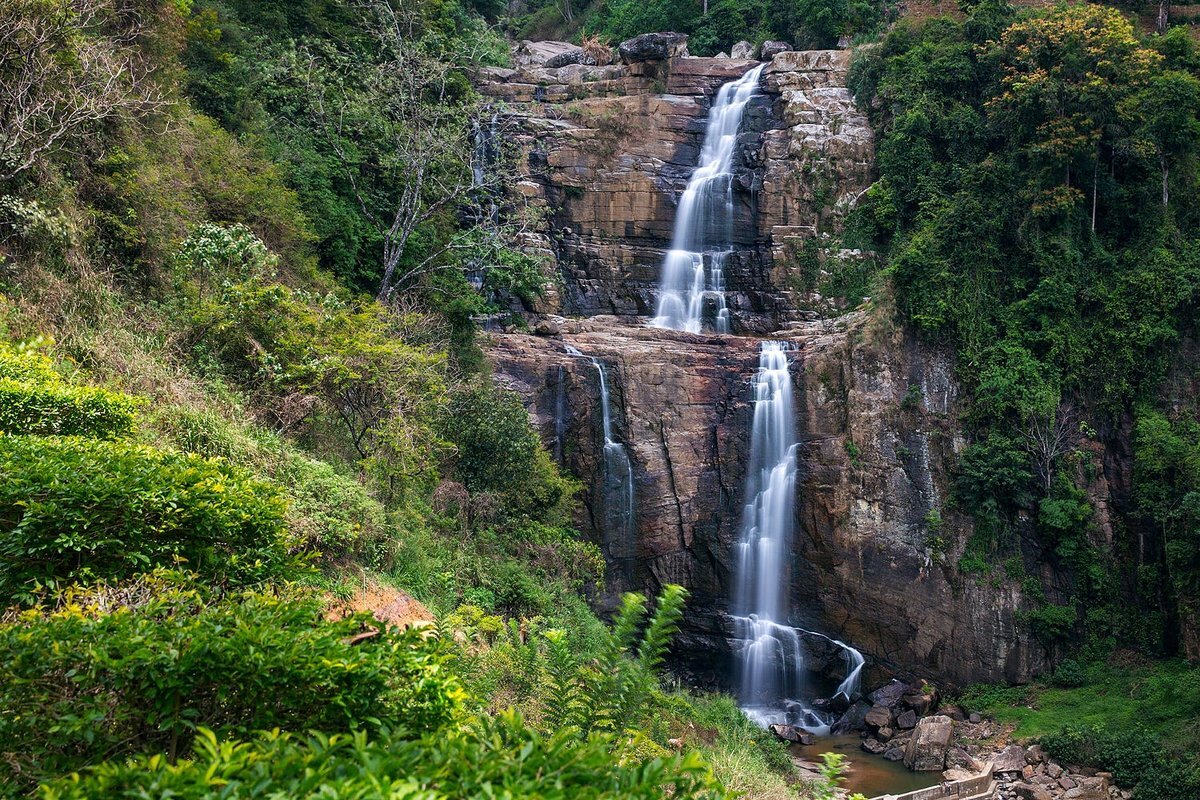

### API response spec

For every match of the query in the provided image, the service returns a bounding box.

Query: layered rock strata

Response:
[477,47,872,332]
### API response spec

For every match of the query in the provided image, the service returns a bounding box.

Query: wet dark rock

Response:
[832,699,871,734]
[760,40,792,59]
[768,723,814,745]
[883,745,905,761]
[869,680,909,709]
[862,738,887,755]
[896,709,917,729]
[618,32,689,63]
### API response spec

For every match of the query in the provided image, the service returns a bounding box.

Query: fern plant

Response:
[538,585,689,741]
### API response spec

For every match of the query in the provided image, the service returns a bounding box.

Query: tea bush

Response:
[0,576,462,792]
[40,711,729,800]
[0,435,292,601]
[0,344,139,438]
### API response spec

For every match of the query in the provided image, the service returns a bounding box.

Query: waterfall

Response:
[565,345,635,586]
[731,341,864,733]
[553,364,567,466]
[651,65,765,335]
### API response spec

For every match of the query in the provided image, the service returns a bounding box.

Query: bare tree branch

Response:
[0,0,170,182]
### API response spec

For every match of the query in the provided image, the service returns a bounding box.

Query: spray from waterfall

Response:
[565,345,635,586]
[731,341,864,732]
[651,65,764,334]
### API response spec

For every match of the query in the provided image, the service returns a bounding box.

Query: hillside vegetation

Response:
[0,0,811,797]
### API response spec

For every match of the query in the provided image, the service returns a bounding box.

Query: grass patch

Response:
[960,658,1200,750]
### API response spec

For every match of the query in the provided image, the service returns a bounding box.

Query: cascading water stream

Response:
[651,65,765,334]
[731,341,864,733]
[565,345,636,586]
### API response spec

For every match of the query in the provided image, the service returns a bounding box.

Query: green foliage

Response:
[0,435,292,602]
[0,574,463,792]
[0,343,140,438]
[960,659,1200,797]
[1133,407,1200,628]
[444,380,578,521]
[189,275,449,498]
[809,752,868,800]
[1043,725,1200,800]
[853,4,1200,625]
[591,0,888,55]
[40,710,730,800]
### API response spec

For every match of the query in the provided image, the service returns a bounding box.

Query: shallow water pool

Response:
[793,735,942,798]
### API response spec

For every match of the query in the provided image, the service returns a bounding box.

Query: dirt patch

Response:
[325,582,433,629]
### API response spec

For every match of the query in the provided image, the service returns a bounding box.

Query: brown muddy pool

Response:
[793,735,942,798]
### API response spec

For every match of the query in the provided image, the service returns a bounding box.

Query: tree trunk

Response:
[1091,160,1098,232]
[1158,0,1170,35]
[1161,155,1169,207]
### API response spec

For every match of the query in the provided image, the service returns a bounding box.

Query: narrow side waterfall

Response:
[651,65,765,334]
[731,341,864,732]
[566,345,635,586]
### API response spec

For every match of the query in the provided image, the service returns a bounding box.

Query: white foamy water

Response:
[651,65,764,334]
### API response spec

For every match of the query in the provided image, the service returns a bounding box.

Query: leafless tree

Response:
[0,0,169,182]
[297,0,536,304]
[1024,401,1078,495]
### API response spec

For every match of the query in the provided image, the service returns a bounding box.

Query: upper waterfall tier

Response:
[651,65,765,334]
[475,50,874,333]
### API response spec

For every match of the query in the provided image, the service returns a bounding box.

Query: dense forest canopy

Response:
[0,0,1198,797]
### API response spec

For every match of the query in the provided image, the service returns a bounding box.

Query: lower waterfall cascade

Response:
[730,341,865,732]
[565,344,636,587]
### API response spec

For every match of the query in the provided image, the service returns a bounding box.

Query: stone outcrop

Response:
[618,31,690,63]
[904,715,954,771]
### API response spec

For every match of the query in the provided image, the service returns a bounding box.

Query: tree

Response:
[295,0,533,303]
[0,0,169,182]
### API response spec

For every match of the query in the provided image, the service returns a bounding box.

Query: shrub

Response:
[39,711,729,800]
[0,575,462,791]
[1040,724,1200,799]
[0,435,292,601]
[0,344,139,438]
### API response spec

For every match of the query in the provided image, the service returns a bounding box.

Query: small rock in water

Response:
[861,738,887,755]
[883,745,905,761]
[768,723,800,742]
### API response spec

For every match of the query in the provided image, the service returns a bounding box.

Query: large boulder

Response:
[730,40,754,60]
[994,744,1029,776]
[1013,783,1053,800]
[903,715,953,771]
[513,40,583,68]
[869,680,910,709]
[618,32,689,63]
[864,705,892,729]
[759,40,792,60]
[832,699,871,734]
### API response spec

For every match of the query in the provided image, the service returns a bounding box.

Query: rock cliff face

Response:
[479,47,872,332]
[478,44,1051,688]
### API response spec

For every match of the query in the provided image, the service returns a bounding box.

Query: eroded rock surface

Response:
[476,45,872,333]
[480,43,1055,688]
